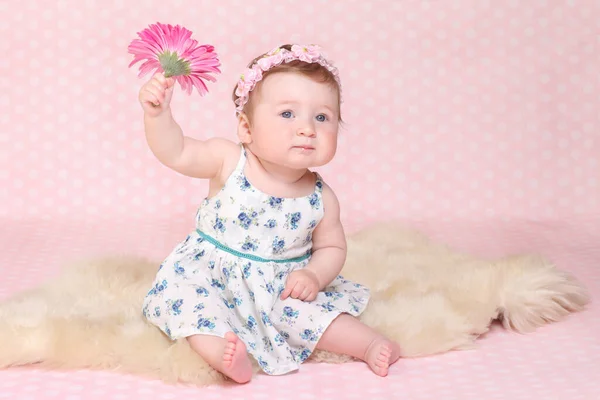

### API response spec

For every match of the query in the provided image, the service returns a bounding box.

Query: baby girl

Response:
[139,44,400,383]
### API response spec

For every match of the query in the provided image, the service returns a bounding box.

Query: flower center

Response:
[158,50,191,77]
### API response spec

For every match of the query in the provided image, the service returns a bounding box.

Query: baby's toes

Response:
[378,346,392,359]
[223,343,236,358]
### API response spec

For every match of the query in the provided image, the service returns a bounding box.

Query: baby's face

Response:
[248,72,340,170]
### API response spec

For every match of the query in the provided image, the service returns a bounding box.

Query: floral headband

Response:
[234,44,342,116]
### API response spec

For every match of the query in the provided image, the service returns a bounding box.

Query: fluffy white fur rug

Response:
[0,223,590,386]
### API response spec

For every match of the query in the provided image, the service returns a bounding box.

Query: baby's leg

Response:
[187,332,253,383]
[316,314,401,377]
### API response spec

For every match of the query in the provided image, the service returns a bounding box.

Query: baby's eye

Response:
[315,114,328,122]
[281,111,293,119]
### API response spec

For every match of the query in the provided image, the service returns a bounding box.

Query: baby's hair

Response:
[231,44,342,122]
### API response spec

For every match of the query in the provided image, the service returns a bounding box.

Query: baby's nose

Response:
[297,124,316,137]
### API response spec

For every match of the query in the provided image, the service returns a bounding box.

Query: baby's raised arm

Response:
[139,72,234,179]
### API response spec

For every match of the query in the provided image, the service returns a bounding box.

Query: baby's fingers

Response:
[140,89,160,107]
[290,282,306,299]
[152,72,168,86]
[299,288,313,302]
[305,291,317,302]
[151,73,175,90]
[143,86,165,106]
[280,280,298,300]
[149,80,168,99]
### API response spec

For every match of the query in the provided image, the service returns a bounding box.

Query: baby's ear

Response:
[236,113,253,144]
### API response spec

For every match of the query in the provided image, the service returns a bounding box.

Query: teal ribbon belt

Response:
[196,229,310,264]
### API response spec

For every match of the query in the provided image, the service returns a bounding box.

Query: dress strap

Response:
[233,143,247,173]
[314,172,324,194]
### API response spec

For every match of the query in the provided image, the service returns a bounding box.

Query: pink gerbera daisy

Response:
[127,22,221,96]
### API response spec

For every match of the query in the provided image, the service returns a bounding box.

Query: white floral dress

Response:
[142,144,370,375]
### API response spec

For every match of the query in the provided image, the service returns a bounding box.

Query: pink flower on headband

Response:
[234,45,342,116]
[235,67,262,97]
[127,22,221,96]
[257,48,286,70]
[291,45,322,63]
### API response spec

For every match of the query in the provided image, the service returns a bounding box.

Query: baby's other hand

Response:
[281,269,320,302]
[138,72,175,117]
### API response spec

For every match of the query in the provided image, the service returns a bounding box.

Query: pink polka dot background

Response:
[1,0,599,399]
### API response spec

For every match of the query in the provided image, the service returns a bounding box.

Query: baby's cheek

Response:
[321,137,338,161]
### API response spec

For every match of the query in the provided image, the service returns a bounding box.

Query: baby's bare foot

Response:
[364,337,401,377]
[222,332,253,383]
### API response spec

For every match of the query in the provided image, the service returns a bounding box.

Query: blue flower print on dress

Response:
[173,262,186,277]
[262,336,274,352]
[236,175,252,191]
[234,205,264,230]
[197,317,216,330]
[147,279,167,296]
[241,236,259,252]
[293,347,312,363]
[242,262,252,279]
[167,299,183,316]
[261,310,273,326]
[284,212,301,230]
[277,283,285,296]
[193,285,210,297]
[280,306,300,325]
[324,291,344,301]
[224,291,243,308]
[272,236,286,254]
[275,270,287,281]
[212,215,227,233]
[245,315,259,334]
[211,278,226,291]
[315,179,323,191]
[222,262,239,283]
[302,233,312,246]
[267,196,284,210]
[300,328,321,342]
[264,219,277,228]
[274,332,287,346]
[257,356,272,374]
[308,193,321,210]
[193,249,205,260]
[222,298,235,309]
[262,282,275,294]
[318,301,336,312]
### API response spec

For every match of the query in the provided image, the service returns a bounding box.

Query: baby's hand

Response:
[281,269,320,302]
[138,72,175,117]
